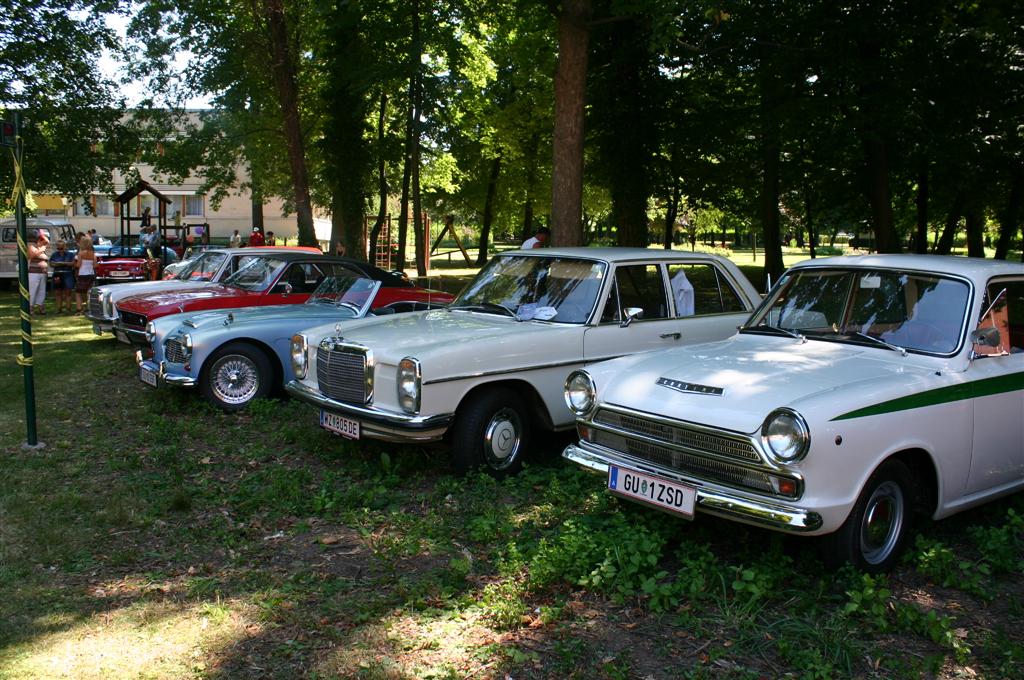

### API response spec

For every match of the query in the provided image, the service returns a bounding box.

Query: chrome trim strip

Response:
[285,380,454,434]
[423,356,628,386]
[563,443,822,532]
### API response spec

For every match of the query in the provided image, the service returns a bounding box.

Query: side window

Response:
[276,263,325,294]
[600,264,669,323]
[977,279,1024,355]
[667,263,747,317]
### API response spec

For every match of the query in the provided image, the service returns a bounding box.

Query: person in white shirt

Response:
[229,229,241,248]
[522,227,550,249]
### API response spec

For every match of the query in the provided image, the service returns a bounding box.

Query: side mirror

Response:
[971,326,1001,348]
[283,282,293,296]
[620,307,643,328]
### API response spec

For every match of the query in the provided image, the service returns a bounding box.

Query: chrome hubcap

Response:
[483,408,522,470]
[211,355,260,405]
[860,481,905,565]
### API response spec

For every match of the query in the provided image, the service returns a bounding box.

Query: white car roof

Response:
[790,254,1024,280]
[503,247,733,263]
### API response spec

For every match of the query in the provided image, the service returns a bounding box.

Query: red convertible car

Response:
[113,252,453,345]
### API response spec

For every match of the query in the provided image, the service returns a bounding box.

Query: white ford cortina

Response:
[563,254,1024,571]
[286,248,760,475]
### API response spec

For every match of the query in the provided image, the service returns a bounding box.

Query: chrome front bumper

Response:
[285,380,454,443]
[85,313,115,334]
[136,353,197,387]
[563,442,823,533]
[113,322,148,346]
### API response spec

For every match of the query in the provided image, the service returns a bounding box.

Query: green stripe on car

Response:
[832,371,1024,421]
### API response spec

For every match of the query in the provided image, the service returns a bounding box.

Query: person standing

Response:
[521,227,550,249]
[50,239,76,313]
[27,229,50,315]
[249,227,265,247]
[265,231,276,246]
[140,205,152,229]
[74,236,96,314]
[229,229,241,248]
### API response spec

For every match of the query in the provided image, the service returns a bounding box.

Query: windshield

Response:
[743,268,970,355]
[175,251,227,282]
[307,275,381,316]
[452,255,607,323]
[222,256,286,291]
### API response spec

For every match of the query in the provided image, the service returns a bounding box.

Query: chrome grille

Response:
[165,338,187,364]
[316,345,367,404]
[119,310,147,328]
[592,430,775,494]
[88,289,106,319]
[594,410,760,463]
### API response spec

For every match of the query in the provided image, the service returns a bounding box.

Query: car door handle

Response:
[660,332,682,340]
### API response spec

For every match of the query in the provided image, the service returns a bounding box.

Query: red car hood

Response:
[118,284,259,315]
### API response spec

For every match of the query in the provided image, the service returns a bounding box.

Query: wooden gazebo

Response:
[114,180,174,275]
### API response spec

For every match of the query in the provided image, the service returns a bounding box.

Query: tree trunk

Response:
[663,180,680,250]
[914,166,929,254]
[409,0,426,277]
[965,204,985,258]
[549,0,592,247]
[935,191,964,255]
[369,92,389,262]
[995,165,1022,261]
[259,0,315,246]
[862,136,900,253]
[759,66,785,284]
[802,181,815,258]
[477,156,502,265]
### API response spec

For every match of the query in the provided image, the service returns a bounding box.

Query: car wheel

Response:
[451,387,531,478]
[201,342,273,411]
[820,459,916,573]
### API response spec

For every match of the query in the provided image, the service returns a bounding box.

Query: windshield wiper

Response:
[847,331,907,357]
[450,302,515,317]
[741,323,806,342]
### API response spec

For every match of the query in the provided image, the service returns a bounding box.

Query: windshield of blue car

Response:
[451,255,607,323]
[308,275,380,315]
[175,251,228,282]
[223,256,287,291]
[742,268,970,354]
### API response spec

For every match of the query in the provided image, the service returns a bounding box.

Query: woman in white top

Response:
[74,235,97,314]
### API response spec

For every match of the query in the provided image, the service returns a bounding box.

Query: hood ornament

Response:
[224,312,234,326]
[657,377,723,396]
[335,322,344,335]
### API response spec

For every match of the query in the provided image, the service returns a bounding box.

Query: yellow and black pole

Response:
[4,112,42,449]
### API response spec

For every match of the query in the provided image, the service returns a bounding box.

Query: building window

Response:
[185,195,204,217]
[139,195,162,217]
[94,195,114,216]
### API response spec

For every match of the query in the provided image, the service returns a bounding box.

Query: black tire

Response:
[820,459,917,573]
[200,342,273,411]
[450,387,532,478]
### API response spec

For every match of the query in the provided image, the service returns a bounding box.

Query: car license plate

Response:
[608,465,696,518]
[139,366,158,387]
[320,410,360,439]
[115,329,130,344]
[110,270,129,277]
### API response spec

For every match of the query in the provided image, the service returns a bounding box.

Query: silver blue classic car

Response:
[136,274,443,410]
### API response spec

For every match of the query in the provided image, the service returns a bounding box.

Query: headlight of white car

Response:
[397,357,421,413]
[564,370,596,415]
[291,334,308,379]
[761,408,810,463]
[102,291,114,317]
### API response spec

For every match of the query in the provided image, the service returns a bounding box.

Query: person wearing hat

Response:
[27,229,50,315]
[249,226,265,247]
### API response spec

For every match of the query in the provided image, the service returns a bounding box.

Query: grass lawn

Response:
[1,286,1023,679]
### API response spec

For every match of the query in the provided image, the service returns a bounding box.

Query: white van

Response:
[0,217,79,281]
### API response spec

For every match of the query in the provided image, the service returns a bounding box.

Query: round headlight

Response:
[761,409,810,463]
[290,334,308,379]
[145,321,156,343]
[397,357,421,413]
[564,370,596,415]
